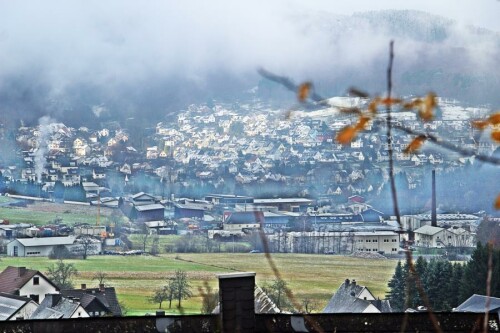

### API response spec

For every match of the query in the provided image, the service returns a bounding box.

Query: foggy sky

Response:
[0,1,498,124]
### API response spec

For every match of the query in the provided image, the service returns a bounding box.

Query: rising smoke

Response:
[34,116,56,183]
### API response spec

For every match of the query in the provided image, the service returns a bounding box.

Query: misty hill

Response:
[0,9,498,129]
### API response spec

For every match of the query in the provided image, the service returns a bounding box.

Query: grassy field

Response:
[0,197,116,226]
[0,254,398,315]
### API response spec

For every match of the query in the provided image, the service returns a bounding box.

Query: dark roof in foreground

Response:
[61,286,122,316]
[0,293,33,320]
[323,279,391,313]
[31,294,83,319]
[454,294,500,313]
[0,266,58,294]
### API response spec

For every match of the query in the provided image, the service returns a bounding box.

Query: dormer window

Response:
[33,277,39,285]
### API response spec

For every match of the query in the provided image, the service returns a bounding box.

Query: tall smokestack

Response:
[431,170,437,227]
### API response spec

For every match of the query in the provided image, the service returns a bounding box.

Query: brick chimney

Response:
[81,284,86,290]
[18,267,26,277]
[99,284,105,292]
[218,272,255,333]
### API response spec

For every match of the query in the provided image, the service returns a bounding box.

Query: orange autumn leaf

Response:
[380,97,402,106]
[471,120,490,130]
[355,116,371,130]
[488,112,500,125]
[368,97,380,114]
[418,108,434,122]
[336,126,357,145]
[417,92,438,122]
[425,92,438,109]
[496,194,500,210]
[403,98,423,110]
[492,130,500,143]
[297,82,312,102]
[404,135,426,154]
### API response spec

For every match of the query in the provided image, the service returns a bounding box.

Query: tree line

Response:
[387,242,500,311]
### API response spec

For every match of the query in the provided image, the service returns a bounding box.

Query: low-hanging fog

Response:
[0,1,499,127]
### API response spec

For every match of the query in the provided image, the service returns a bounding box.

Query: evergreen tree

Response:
[403,260,418,310]
[449,262,464,308]
[412,256,428,307]
[387,261,406,311]
[460,242,500,302]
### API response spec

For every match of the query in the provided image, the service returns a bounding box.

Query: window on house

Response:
[33,277,39,285]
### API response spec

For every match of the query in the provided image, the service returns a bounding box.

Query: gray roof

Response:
[323,279,391,313]
[14,236,75,247]
[0,293,33,321]
[455,294,500,313]
[134,204,164,212]
[31,294,82,319]
[414,225,443,236]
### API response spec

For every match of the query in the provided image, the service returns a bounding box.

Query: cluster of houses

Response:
[0,266,121,320]
[0,98,495,207]
[0,189,479,257]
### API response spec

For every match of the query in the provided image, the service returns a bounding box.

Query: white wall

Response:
[19,274,59,304]
[71,304,90,318]
[9,301,38,320]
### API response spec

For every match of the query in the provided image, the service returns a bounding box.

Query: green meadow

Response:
[0,254,397,315]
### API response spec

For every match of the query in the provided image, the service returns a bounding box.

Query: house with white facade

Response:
[0,266,59,304]
[7,236,75,257]
[0,293,39,320]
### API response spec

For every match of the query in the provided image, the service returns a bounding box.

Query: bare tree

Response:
[79,235,98,260]
[301,297,318,314]
[92,271,107,286]
[47,260,78,289]
[148,286,169,309]
[172,270,192,308]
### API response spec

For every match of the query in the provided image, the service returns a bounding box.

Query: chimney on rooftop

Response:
[18,267,26,277]
[99,284,105,292]
[50,294,62,307]
[81,284,86,290]
[352,279,356,286]
[345,279,350,286]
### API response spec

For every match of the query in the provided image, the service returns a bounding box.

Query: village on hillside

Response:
[0,98,492,260]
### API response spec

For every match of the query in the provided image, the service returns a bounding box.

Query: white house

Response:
[0,293,39,320]
[7,236,76,257]
[354,231,400,254]
[0,266,59,304]
[414,225,450,248]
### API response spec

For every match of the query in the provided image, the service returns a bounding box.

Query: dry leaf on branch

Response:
[404,135,427,154]
[471,120,490,130]
[355,116,371,131]
[368,98,380,114]
[403,98,423,110]
[491,130,500,143]
[297,82,312,102]
[380,97,402,106]
[336,126,357,145]
[488,112,500,125]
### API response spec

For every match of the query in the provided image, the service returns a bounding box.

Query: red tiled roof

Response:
[0,266,59,294]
